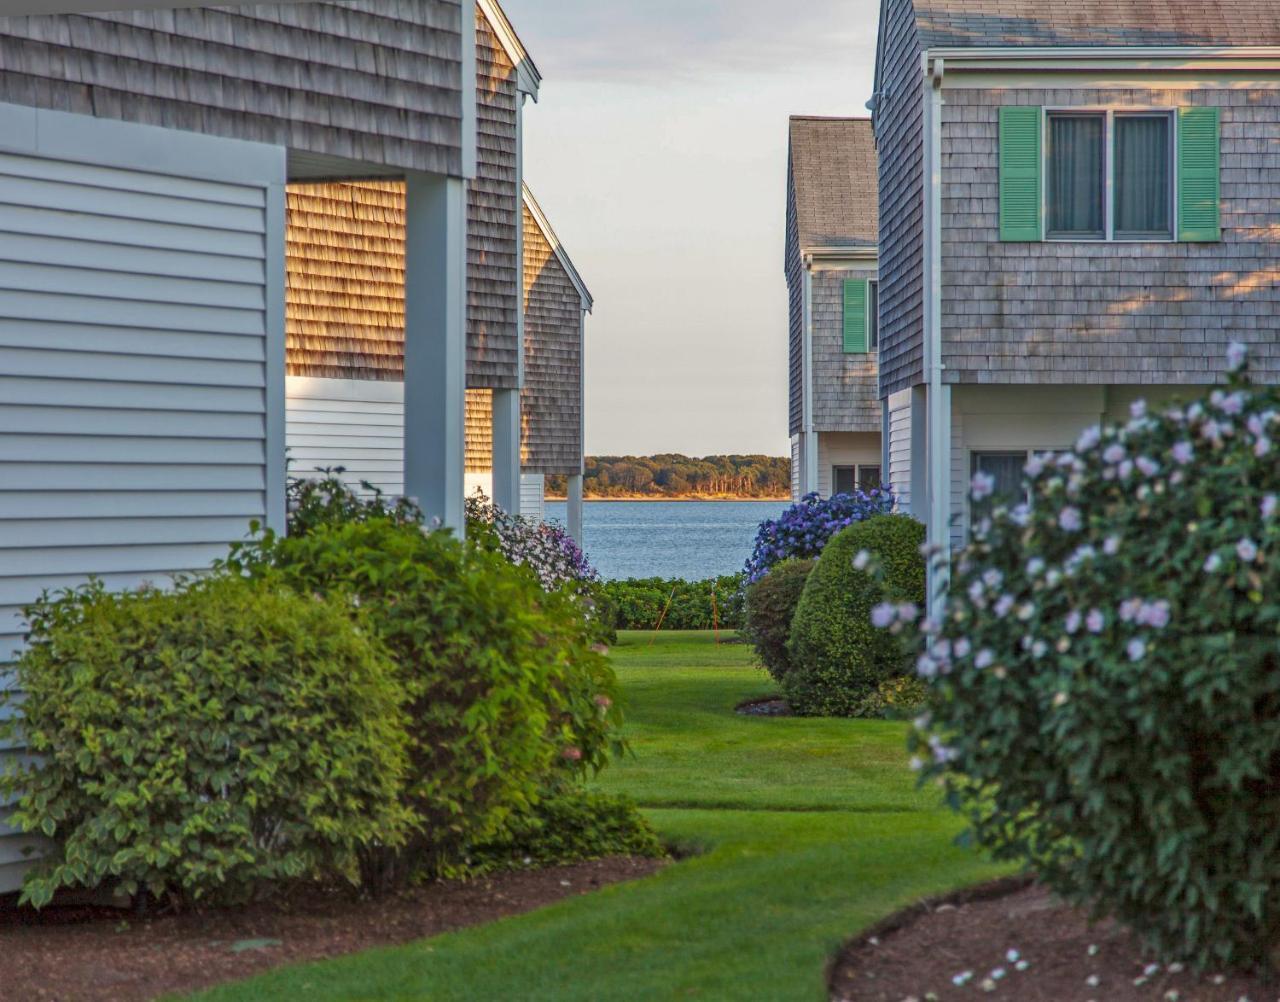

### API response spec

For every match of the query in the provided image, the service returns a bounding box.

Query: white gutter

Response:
[924,54,950,618]
[926,45,1280,72]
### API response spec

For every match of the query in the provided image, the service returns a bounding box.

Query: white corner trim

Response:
[476,0,542,99]
[461,3,478,180]
[924,53,950,616]
[523,182,593,312]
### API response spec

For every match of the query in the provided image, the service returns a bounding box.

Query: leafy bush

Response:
[601,576,745,631]
[1,576,409,909]
[910,344,1280,972]
[465,790,664,872]
[745,489,895,583]
[224,478,623,891]
[466,493,598,592]
[742,559,815,681]
[786,514,925,716]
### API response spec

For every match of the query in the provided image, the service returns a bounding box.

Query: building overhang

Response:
[802,245,878,268]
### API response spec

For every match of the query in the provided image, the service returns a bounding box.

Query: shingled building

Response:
[785,116,882,500]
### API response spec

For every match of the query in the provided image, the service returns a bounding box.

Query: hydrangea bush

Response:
[907,343,1280,971]
[745,488,895,583]
[466,493,599,593]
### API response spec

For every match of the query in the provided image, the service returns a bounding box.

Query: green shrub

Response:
[1,576,409,909]
[742,558,815,682]
[224,481,624,891]
[602,576,744,631]
[911,348,1280,972]
[785,514,925,717]
[466,790,665,872]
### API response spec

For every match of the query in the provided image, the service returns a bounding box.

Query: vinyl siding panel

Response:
[888,392,914,513]
[942,88,1280,385]
[520,473,546,521]
[0,111,281,893]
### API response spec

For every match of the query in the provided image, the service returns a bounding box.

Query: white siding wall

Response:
[520,474,546,522]
[816,432,882,498]
[887,389,913,514]
[0,103,285,894]
[790,435,801,502]
[286,377,404,497]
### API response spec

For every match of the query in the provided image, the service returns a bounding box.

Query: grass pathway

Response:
[195,632,1006,1002]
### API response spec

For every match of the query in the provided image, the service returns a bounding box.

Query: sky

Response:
[500,0,881,457]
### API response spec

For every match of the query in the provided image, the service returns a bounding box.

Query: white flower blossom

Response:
[1103,536,1121,556]
[1017,602,1036,622]
[1171,441,1195,465]
[897,602,920,623]
[1077,425,1102,452]
[954,638,972,659]
[1127,639,1147,662]
[1031,640,1048,659]
[917,654,939,678]
[983,568,1004,590]
[1136,456,1160,477]
[994,595,1016,619]
[1009,503,1032,527]
[1204,552,1224,573]
[1257,437,1273,458]
[1237,538,1260,563]
[1024,453,1046,477]
[1065,610,1083,634]
[871,603,896,629]
[970,471,996,501]
[852,549,872,571]
[1263,495,1278,519]
[974,649,995,670]
[1026,557,1045,577]
[1103,443,1127,465]
[1086,609,1106,634]
[1227,340,1248,371]
[1058,507,1083,532]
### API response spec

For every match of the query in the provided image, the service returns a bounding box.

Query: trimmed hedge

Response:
[601,576,744,631]
[742,559,815,682]
[785,515,925,717]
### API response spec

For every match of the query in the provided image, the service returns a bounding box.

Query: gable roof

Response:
[477,0,541,98]
[788,117,878,253]
[912,0,1280,49]
[523,183,593,312]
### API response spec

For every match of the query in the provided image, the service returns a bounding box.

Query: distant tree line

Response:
[547,455,790,500]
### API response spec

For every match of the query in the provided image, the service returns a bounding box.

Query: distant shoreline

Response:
[544,496,789,503]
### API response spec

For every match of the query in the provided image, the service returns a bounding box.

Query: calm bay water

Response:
[543,500,790,581]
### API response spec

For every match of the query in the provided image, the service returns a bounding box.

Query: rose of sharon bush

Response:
[745,489,895,583]
[908,344,1280,971]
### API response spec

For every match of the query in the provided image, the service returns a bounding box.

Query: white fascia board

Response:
[926,45,1280,72]
[523,182,593,313]
[476,0,542,100]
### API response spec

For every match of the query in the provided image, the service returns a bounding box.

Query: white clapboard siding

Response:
[521,474,546,523]
[950,410,967,549]
[287,377,406,497]
[790,435,801,502]
[0,102,285,894]
[888,399,913,515]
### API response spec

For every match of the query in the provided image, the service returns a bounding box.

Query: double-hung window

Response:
[1045,111,1173,241]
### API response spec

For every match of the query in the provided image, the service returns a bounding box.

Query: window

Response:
[833,465,882,496]
[868,280,879,352]
[1044,111,1173,241]
[970,451,1028,514]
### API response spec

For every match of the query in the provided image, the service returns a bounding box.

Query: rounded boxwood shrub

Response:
[742,558,815,682]
[225,478,623,890]
[785,514,925,716]
[911,345,1280,972]
[1,575,409,909]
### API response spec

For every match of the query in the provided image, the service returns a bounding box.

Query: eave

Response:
[924,45,1280,73]
[523,183,593,313]
[477,0,542,100]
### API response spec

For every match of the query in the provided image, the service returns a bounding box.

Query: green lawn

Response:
[194,631,1006,1002]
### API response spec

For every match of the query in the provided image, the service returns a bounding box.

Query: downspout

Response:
[924,54,951,618]
[802,264,818,495]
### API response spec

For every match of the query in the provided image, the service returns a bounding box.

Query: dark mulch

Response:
[736,696,792,717]
[0,857,665,1002]
[830,879,1279,1001]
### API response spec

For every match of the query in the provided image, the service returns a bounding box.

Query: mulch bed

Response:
[736,696,792,717]
[0,856,665,1002]
[830,878,1280,1001]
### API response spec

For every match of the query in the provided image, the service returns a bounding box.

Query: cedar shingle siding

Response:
[468,7,520,389]
[0,1,467,178]
[785,158,804,436]
[942,88,1280,384]
[873,0,925,397]
[811,271,881,431]
[522,203,584,476]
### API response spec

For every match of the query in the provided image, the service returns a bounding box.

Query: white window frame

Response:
[832,463,882,495]
[1041,107,1177,243]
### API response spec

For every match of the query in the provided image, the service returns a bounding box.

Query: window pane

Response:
[833,466,857,496]
[971,452,1027,510]
[859,465,882,491]
[868,281,879,351]
[1047,114,1104,238]
[1115,115,1171,237]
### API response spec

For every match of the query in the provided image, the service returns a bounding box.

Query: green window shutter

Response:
[1178,107,1221,242]
[843,279,868,353]
[999,106,1042,241]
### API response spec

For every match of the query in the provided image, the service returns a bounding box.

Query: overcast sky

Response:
[501,0,880,457]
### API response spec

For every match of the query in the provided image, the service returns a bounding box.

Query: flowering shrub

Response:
[466,493,599,592]
[286,469,423,535]
[744,489,895,583]
[908,343,1280,971]
[786,514,924,716]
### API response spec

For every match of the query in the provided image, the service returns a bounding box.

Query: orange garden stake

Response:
[650,585,678,644]
[711,581,721,645]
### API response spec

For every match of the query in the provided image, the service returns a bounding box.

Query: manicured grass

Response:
[193,631,1007,1002]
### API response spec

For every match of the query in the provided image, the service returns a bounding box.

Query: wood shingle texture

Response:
[941,86,1280,385]
[911,0,1280,47]
[0,1,468,178]
[788,117,879,252]
[522,200,585,477]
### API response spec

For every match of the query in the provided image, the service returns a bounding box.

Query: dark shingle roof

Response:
[789,117,878,251]
[914,0,1280,48]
